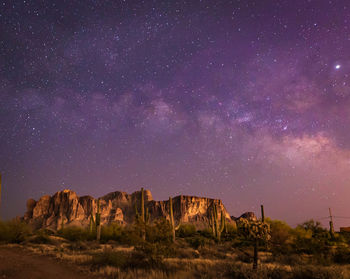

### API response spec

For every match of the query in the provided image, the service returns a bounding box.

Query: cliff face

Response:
[23,189,249,230]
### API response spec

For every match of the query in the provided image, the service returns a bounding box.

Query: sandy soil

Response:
[0,246,97,279]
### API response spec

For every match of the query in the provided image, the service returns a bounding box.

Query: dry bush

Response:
[290,265,346,279]
[0,220,32,243]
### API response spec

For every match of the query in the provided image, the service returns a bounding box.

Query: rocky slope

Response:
[23,189,255,230]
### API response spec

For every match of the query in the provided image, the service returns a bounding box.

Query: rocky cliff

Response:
[23,189,254,230]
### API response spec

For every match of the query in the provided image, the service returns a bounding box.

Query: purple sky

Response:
[1,0,350,229]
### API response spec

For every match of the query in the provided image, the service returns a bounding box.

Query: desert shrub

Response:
[186,235,207,249]
[132,242,167,269]
[231,235,254,248]
[266,218,293,254]
[226,263,291,279]
[0,220,32,243]
[226,223,238,234]
[291,265,344,279]
[127,219,176,268]
[66,240,90,251]
[267,219,292,246]
[177,223,196,238]
[146,219,172,244]
[175,247,199,259]
[225,263,346,279]
[90,250,129,269]
[297,220,327,235]
[291,220,332,255]
[333,247,350,263]
[119,226,144,246]
[271,253,307,265]
[28,230,53,244]
[58,226,90,241]
[100,223,123,243]
[198,228,214,239]
[236,249,253,263]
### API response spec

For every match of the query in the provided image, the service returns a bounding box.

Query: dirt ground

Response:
[0,246,97,279]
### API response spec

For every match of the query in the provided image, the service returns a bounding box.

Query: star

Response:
[335,64,341,69]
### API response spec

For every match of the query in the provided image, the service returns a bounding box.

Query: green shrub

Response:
[119,226,143,246]
[291,265,344,279]
[333,247,350,264]
[226,263,291,279]
[146,219,172,244]
[58,226,90,241]
[291,220,332,255]
[100,223,122,243]
[28,231,53,244]
[267,219,292,246]
[177,224,196,238]
[186,235,207,249]
[132,242,167,269]
[90,250,129,269]
[226,263,345,279]
[0,220,32,243]
[198,228,214,238]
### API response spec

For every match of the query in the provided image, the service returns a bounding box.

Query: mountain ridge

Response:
[23,189,256,230]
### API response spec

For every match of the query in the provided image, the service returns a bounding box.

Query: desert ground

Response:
[0,245,95,279]
[1,220,350,279]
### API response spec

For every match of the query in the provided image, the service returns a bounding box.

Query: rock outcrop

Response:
[23,189,251,230]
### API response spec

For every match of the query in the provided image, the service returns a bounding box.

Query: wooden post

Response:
[261,205,264,222]
[329,208,335,239]
[253,238,258,270]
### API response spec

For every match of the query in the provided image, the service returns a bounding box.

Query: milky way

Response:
[1,0,350,228]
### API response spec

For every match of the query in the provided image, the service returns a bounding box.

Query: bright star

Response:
[335,64,341,69]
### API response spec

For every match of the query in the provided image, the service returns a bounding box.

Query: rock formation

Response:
[23,189,255,230]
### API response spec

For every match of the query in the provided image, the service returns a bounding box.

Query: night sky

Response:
[1,0,350,228]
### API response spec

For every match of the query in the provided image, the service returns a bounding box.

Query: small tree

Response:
[237,218,271,270]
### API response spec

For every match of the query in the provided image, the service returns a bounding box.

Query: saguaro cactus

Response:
[96,198,101,241]
[237,218,271,270]
[135,188,149,222]
[135,188,149,240]
[169,197,180,242]
[209,204,225,241]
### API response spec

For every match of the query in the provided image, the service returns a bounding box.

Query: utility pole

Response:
[261,205,265,222]
[329,208,335,239]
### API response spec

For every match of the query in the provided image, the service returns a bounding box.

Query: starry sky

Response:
[1,0,350,228]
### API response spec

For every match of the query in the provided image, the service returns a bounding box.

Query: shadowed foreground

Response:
[0,246,96,279]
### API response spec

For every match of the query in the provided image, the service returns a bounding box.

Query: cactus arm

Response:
[169,197,176,242]
[89,212,95,233]
[219,210,225,233]
[145,207,150,224]
[96,198,101,241]
[214,204,220,240]
[209,209,215,237]
[141,187,145,222]
[135,203,140,220]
